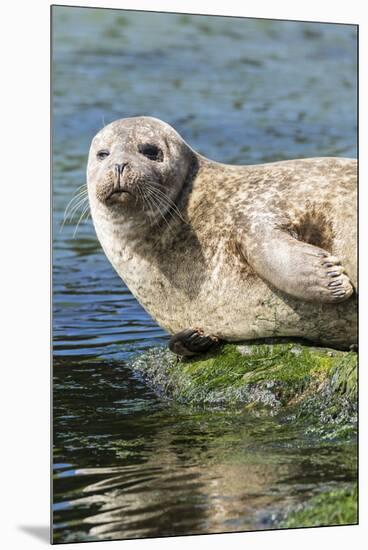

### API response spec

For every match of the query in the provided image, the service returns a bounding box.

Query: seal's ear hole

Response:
[138,143,164,162]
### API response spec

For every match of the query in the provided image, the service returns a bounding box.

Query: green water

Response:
[52,6,357,543]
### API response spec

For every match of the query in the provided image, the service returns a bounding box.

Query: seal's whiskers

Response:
[138,186,156,223]
[61,184,89,232]
[144,186,174,232]
[145,181,187,224]
[73,202,90,238]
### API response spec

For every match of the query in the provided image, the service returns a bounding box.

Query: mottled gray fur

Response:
[87,116,357,349]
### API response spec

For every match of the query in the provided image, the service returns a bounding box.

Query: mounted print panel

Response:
[52,5,358,544]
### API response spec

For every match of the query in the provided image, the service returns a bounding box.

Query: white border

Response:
[1,0,366,549]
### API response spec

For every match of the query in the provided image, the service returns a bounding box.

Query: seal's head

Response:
[87,116,196,228]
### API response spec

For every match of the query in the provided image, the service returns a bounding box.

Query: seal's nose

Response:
[113,163,127,189]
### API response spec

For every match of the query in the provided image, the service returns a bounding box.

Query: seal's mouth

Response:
[102,163,134,203]
[106,187,133,201]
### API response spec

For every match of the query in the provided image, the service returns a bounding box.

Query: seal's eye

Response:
[97,149,110,160]
[138,143,163,162]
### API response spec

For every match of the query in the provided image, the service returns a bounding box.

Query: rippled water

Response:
[52,7,357,543]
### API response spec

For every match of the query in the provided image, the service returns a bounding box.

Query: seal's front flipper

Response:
[243,229,354,304]
[169,328,219,357]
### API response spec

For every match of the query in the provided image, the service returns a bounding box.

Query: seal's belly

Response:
[136,257,357,349]
[111,240,356,349]
[189,272,357,348]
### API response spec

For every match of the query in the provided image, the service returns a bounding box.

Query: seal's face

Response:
[87,116,194,227]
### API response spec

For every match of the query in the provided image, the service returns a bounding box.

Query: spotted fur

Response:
[87,117,357,350]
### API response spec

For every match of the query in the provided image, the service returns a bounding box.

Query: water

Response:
[52,7,357,543]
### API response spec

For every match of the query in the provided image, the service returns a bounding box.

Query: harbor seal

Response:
[87,116,357,355]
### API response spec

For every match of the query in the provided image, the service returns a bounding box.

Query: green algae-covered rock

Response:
[131,341,357,433]
[280,483,358,528]
[131,341,357,527]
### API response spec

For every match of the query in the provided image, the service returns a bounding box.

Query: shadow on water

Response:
[52,6,357,544]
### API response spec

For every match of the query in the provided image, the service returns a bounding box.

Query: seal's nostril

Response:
[113,163,127,190]
[115,163,127,175]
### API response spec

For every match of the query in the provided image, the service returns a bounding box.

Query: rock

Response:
[131,341,357,436]
[130,341,357,527]
[280,483,357,528]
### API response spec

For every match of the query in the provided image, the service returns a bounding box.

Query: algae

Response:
[132,342,356,407]
[280,484,358,528]
[131,341,357,442]
[130,341,358,530]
